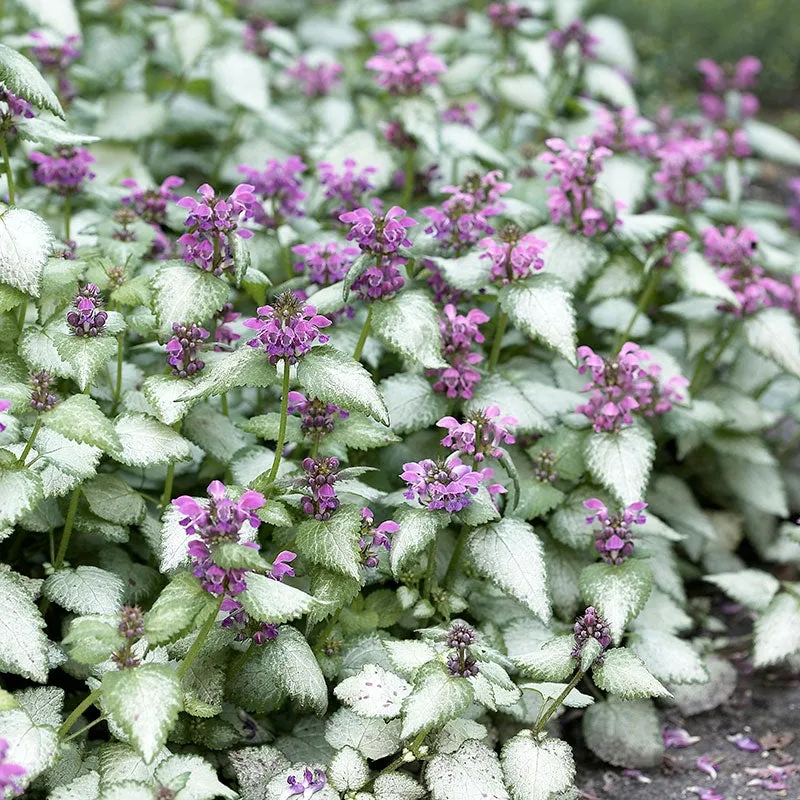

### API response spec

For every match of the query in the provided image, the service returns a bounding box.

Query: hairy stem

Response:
[487,310,508,371]
[443,525,468,588]
[423,538,438,599]
[266,359,292,484]
[177,597,223,679]
[220,392,229,417]
[614,268,660,352]
[16,301,26,333]
[17,417,42,466]
[62,713,106,743]
[0,135,15,205]
[353,305,373,361]
[689,321,740,395]
[533,668,584,735]
[53,487,81,572]
[58,686,103,739]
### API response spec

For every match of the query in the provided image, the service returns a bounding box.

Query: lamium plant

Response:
[1,2,800,799]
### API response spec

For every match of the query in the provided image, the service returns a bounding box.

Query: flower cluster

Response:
[213,303,241,350]
[67,283,108,337]
[441,102,478,127]
[177,182,255,275]
[244,291,331,365]
[429,304,489,400]
[577,342,688,432]
[488,2,534,30]
[287,767,327,796]
[29,370,57,412]
[421,170,510,253]
[358,508,397,568]
[382,119,418,151]
[366,31,446,95]
[29,31,80,103]
[437,406,516,462]
[585,499,647,565]
[293,241,359,286]
[549,19,599,59]
[0,89,33,134]
[300,457,340,520]
[340,206,415,255]
[697,57,760,123]
[0,399,9,434]
[0,737,25,796]
[29,147,95,195]
[238,156,306,228]
[288,392,348,440]
[659,231,692,267]
[481,224,548,284]
[166,322,209,378]
[445,622,479,678]
[317,159,376,216]
[121,175,183,225]
[350,256,406,302]
[653,138,712,212]
[539,137,614,237]
[286,58,343,96]
[243,17,273,58]
[533,449,558,483]
[592,107,658,158]
[571,606,612,665]
[110,606,144,669]
[401,453,494,513]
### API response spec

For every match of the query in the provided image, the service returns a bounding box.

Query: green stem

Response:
[281,242,294,281]
[53,487,80,571]
[401,148,415,208]
[58,686,103,739]
[614,268,660,352]
[220,392,229,417]
[17,417,42,466]
[353,305,373,361]
[689,322,740,395]
[0,135,15,205]
[62,713,106,743]
[226,643,253,682]
[110,332,124,415]
[310,437,320,459]
[177,597,223,679]
[160,421,182,510]
[266,360,291,484]
[64,194,71,241]
[443,525,468,587]
[16,301,26,333]
[423,539,437,599]
[487,310,508,371]
[533,669,585,735]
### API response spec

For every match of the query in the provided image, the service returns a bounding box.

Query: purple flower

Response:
[238,156,306,228]
[592,107,658,158]
[213,303,241,350]
[285,58,343,96]
[585,499,647,565]
[359,508,397,568]
[110,605,144,669]
[29,147,95,195]
[425,258,468,306]
[481,225,548,284]
[401,453,494,513]
[300,457,341,521]
[745,765,795,792]
[339,206,416,255]
[663,726,700,748]
[710,128,752,160]
[287,767,326,795]
[0,398,9,433]
[621,769,651,784]
[488,2,534,29]
[292,241,359,286]
[366,31,446,95]
[441,102,478,127]
[653,138,712,212]
[696,756,720,780]
[29,30,80,104]
[445,622,480,677]
[437,406,517,462]
[687,789,724,800]
[317,159,376,216]
[165,322,209,378]
[29,370,57,412]
[549,19,599,59]
[697,57,760,125]
[661,231,692,267]
[441,304,489,354]
[269,551,297,582]
[0,737,26,796]
[66,283,108,337]
[243,17,274,58]
[382,119,418,151]
[121,175,184,226]
[0,89,34,135]
[288,391,348,440]
[726,733,762,752]
[571,606,612,664]
[244,291,331,365]
[350,256,406,302]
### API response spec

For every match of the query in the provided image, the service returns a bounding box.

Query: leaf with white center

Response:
[43,566,125,615]
[521,682,594,709]
[501,733,575,800]
[49,772,101,800]
[467,518,551,623]
[26,425,101,480]
[585,62,637,108]
[615,214,680,245]
[17,116,98,148]
[754,590,800,667]
[155,754,237,800]
[585,426,655,505]
[182,404,248,464]
[227,745,290,798]
[516,635,575,681]
[383,640,438,678]
[98,781,154,800]
[378,373,449,434]
[41,394,121,452]
[239,412,303,443]
[744,308,800,378]
[426,251,493,293]
[54,333,117,392]
[496,73,547,113]
[151,261,230,339]
[0,207,55,296]
[371,290,447,369]
[101,664,182,763]
[674,251,739,306]
[323,129,394,192]
[142,375,198,426]
[326,412,400,450]
[500,276,577,365]
[0,467,43,527]
[719,456,788,516]
[0,43,64,116]
[334,664,412,719]
[465,374,551,434]
[426,739,510,800]
[391,506,449,575]
[325,709,402,761]
[0,569,48,682]
[580,560,653,645]
[96,92,166,141]
[598,155,649,212]
[401,663,474,739]
[81,474,146,525]
[328,746,370,792]
[239,572,316,625]
[110,413,192,468]
[591,647,671,699]
[375,773,426,800]
[297,345,389,425]
[213,49,269,114]
[0,708,58,791]
[705,569,780,613]
[590,297,650,337]
[14,686,63,727]
[178,345,278,402]
[295,505,362,579]
[628,630,707,685]
[586,250,642,302]
[670,655,737,716]
[534,225,607,289]
[647,475,716,542]
[582,697,663,768]
[744,119,800,166]
[144,572,217,646]
[63,615,123,664]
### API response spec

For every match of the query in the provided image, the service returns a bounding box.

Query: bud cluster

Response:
[300,457,341,520]
[445,622,480,678]
[67,283,108,337]
[571,606,612,665]
[29,371,57,413]
[110,606,144,669]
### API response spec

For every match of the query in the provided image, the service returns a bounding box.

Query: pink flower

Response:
[696,756,720,780]
[437,406,517,462]
[488,2,534,29]
[0,737,25,796]
[726,733,761,752]
[269,551,297,581]
[339,205,416,254]
[441,102,478,127]
[592,107,658,158]
[366,32,446,95]
[0,398,9,433]
[359,508,398,567]
[549,19,599,59]
[238,156,306,228]
[29,147,95,194]
[653,138,711,212]
[401,453,493,513]
[288,391,348,439]
[317,159,376,216]
[293,241,360,286]
[285,58,343,96]
[585,499,647,565]
[663,726,700,748]
[481,228,547,284]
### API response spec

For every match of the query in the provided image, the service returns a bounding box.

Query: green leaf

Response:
[522,682,594,709]
[534,224,607,289]
[0,466,43,527]
[151,261,230,339]
[719,456,788,516]
[496,74,547,113]
[585,62,637,108]
[673,251,739,307]
[744,119,800,166]
[239,571,317,624]
[628,630,708,685]
[615,214,679,245]
[212,541,270,571]
[0,707,58,793]
[110,413,192,468]
[515,635,575,682]
[597,156,649,213]
[585,426,655,505]
[467,518,551,623]
[141,375,199,426]
[54,333,117,392]
[0,569,48,682]
[17,116,99,148]
[427,739,510,800]
[42,394,121,452]
[401,662,474,739]
[582,697,663,768]
[391,506,449,575]
[0,208,55,296]
[326,412,401,450]
[586,250,642,302]
[238,412,303,443]
[499,276,577,365]
[43,566,125,615]
[182,404,248,465]
[426,251,492,292]
[704,569,780,613]
[334,663,412,719]
[96,92,166,141]
[144,572,217,647]
[669,655,737,716]
[213,49,269,113]
[297,345,389,425]
[82,474,146,525]
[295,505,363,579]
[580,560,653,644]
[177,345,278,402]
[592,647,671,700]
[378,373,448,434]
[501,732,575,800]
[754,590,800,668]
[260,626,327,714]
[62,615,123,665]
[744,308,800,378]
[101,664,182,763]
[0,43,64,117]
[465,374,551,434]
[154,753,237,800]
[307,567,361,627]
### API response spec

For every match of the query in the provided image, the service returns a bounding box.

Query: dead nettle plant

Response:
[1,0,800,798]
